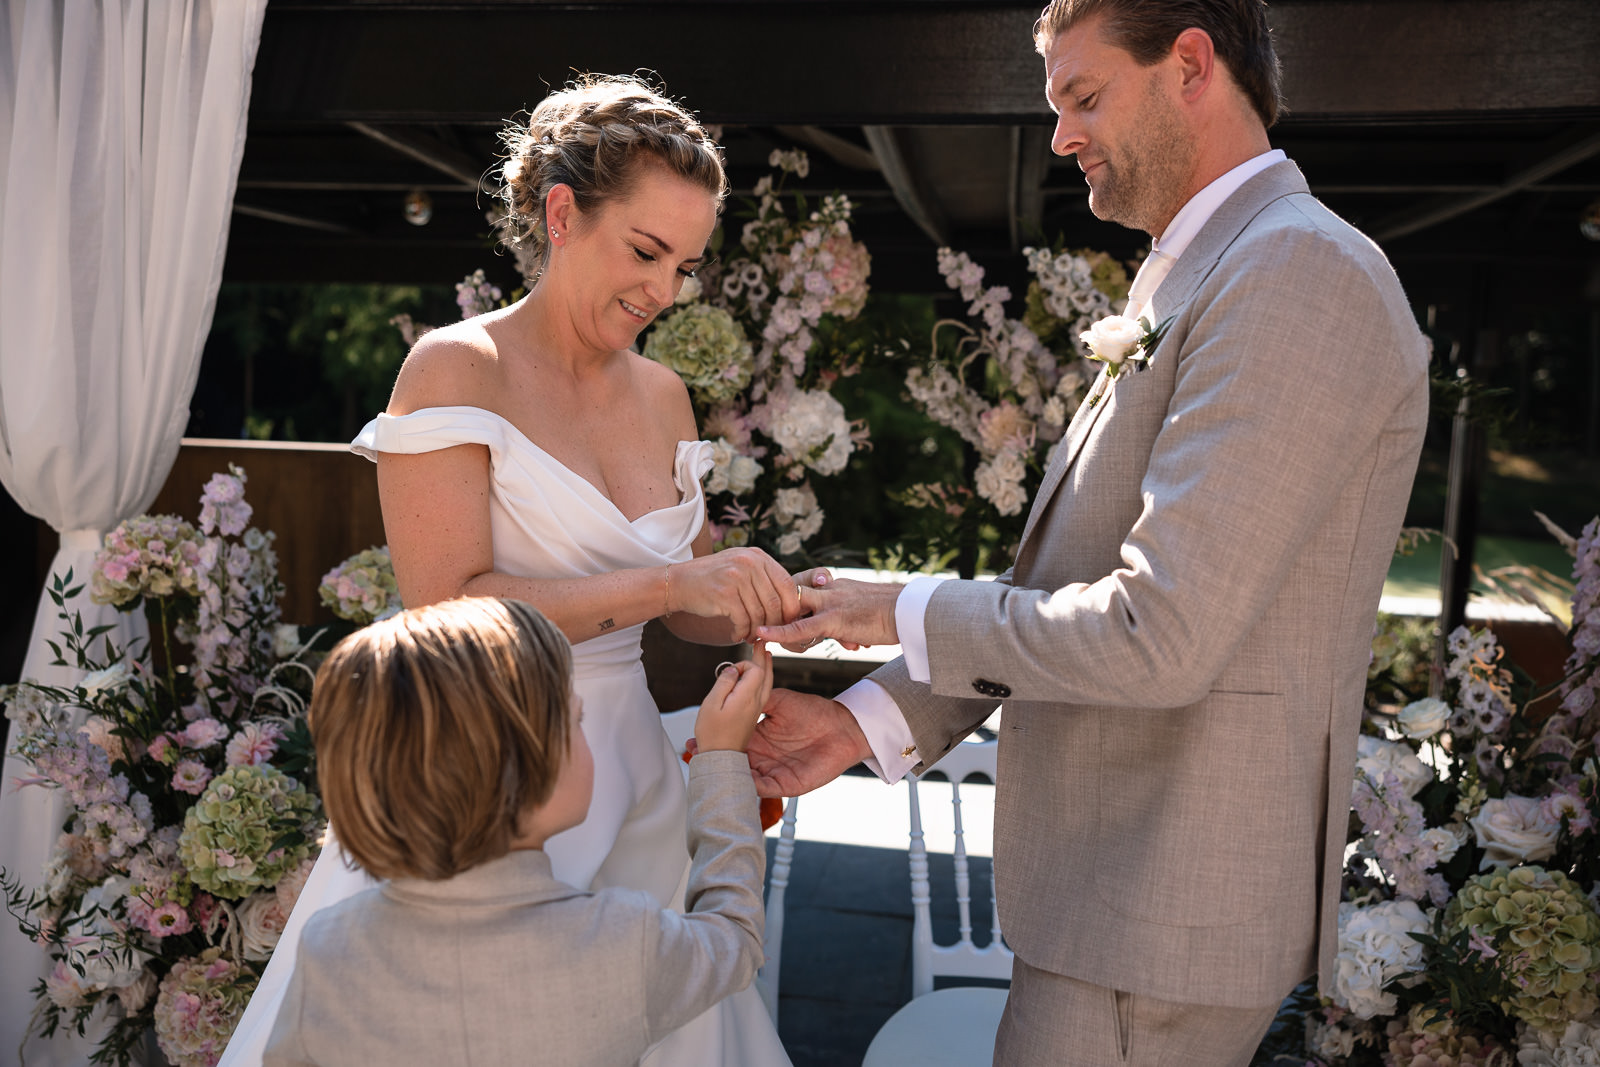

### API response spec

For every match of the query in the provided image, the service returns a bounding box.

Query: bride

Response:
[221,75,799,1066]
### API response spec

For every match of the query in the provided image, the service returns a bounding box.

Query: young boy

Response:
[262,596,774,1067]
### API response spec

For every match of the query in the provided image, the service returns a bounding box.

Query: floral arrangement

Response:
[643,149,873,559]
[895,245,1129,560]
[390,267,510,348]
[1292,517,1600,1066]
[1,468,324,1066]
[317,545,401,625]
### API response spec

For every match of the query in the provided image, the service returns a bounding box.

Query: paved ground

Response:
[764,833,1006,1066]
[755,765,1006,1067]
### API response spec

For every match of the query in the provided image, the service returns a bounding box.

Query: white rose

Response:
[273,623,303,660]
[1356,734,1434,797]
[675,274,702,304]
[1078,315,1143,364]
[1419,826,1464,866]
[776,532,802,557]
[728,455,761,496]
[1396,697,1451,739]
[237,889,291,961]
[274,857,316,915]
[79,662,133,698]
[1470,794,1560,869]
[1332,899,1430,1019]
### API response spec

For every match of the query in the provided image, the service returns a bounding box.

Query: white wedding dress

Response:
[217,405,790,1067]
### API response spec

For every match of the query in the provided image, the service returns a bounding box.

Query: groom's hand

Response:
[744,688,874,798]
[757,578,901,649]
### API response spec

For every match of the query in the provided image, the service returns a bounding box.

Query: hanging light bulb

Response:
[1581,198,1600,242]
[403,188,433,227]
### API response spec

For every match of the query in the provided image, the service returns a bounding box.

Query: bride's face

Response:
[549,164,718,353]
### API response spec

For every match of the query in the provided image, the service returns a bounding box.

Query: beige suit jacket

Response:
[261,752,765,1067]
[874,160,1429,1008]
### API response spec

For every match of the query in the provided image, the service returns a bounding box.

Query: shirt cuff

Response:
[896,575,946,685]
[837,678,920,783]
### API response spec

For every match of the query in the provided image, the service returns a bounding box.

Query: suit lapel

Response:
[1018,368,1111,549]
[1011,161,1313,566]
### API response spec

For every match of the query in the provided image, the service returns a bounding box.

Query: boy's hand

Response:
[693,646,774,753]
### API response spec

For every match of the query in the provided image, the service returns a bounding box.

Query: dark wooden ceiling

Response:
[224,0,1600,311]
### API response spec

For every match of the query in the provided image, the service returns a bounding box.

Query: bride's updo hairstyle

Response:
[497,73,727,270]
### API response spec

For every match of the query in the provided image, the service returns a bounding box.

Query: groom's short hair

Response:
[1034,0,1284,128]
[310,596,575,880]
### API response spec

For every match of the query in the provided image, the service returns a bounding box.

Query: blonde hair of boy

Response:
[310,596,574,881]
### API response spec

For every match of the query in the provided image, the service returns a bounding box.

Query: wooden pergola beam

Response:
[249,1,1600,126]
[1372,126,1600,243]
[345,122,485,191]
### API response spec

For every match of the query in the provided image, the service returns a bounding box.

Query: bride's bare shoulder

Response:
[388,319,499,416]
[628,351,697,437]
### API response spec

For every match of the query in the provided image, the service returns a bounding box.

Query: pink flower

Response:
[172,760,212,795]
[224,722,284,767]
[182,719,228,749]
[1543,788,1594,835]
[147,902,193,938]
[147,734,176,765]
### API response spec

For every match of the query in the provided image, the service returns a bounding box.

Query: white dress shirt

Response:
[841,149,1288,782]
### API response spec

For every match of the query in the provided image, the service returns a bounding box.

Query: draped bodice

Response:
[352,405,713,676]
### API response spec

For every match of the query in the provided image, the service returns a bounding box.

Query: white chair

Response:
[659,706,797,1025]
[862,734,1013,1067]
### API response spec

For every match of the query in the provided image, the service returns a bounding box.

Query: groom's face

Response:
[1044,14,1191,236]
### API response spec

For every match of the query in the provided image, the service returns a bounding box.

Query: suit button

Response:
[972,679,1011,699]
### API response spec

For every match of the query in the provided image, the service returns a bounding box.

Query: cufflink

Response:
[971,678,1011,699]
[901,745,917,759]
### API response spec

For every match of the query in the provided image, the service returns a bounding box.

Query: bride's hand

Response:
[666,548,802,641]
[777,567,856,654]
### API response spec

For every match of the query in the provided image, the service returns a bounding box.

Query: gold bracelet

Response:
[662,563,672,617]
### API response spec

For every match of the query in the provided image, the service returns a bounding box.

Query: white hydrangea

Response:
[705,438,762,497]
[1518,1017,1600,1066]
[768,389,854,476]
[975,450,1029,517]
[1356,734,1435,797]
[1332,898,1431,1019]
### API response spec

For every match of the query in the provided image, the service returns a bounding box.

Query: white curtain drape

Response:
[0,1,267,1061]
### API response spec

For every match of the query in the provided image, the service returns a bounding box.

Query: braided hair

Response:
[497,74,727,271]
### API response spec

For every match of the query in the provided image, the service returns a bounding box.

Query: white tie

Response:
[1124,249,1176,322]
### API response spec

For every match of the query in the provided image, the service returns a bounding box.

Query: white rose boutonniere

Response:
[1078,313,1173,406]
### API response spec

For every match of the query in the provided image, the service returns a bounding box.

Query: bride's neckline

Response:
[389,404,700,526]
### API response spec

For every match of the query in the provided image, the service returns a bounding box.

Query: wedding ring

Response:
[714,660,736,677]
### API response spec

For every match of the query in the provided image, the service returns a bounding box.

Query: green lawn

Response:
[1383,533,1575,621]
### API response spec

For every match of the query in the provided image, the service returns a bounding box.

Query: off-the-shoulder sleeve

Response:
[673,440,715,494]
[350,407,504,462]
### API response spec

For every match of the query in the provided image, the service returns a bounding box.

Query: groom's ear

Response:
[1171,27,1216,103]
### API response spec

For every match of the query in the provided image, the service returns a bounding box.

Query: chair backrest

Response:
[659,706,795,1025]
[907,736,1013,999]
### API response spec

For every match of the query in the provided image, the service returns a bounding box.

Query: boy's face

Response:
[541,692,594,837]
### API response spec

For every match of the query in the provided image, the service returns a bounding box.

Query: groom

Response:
[753,0,1430,1063]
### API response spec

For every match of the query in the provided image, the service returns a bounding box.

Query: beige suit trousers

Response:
[993,956,1279,1066]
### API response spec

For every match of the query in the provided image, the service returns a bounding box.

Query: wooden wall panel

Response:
[146,439,387,625]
